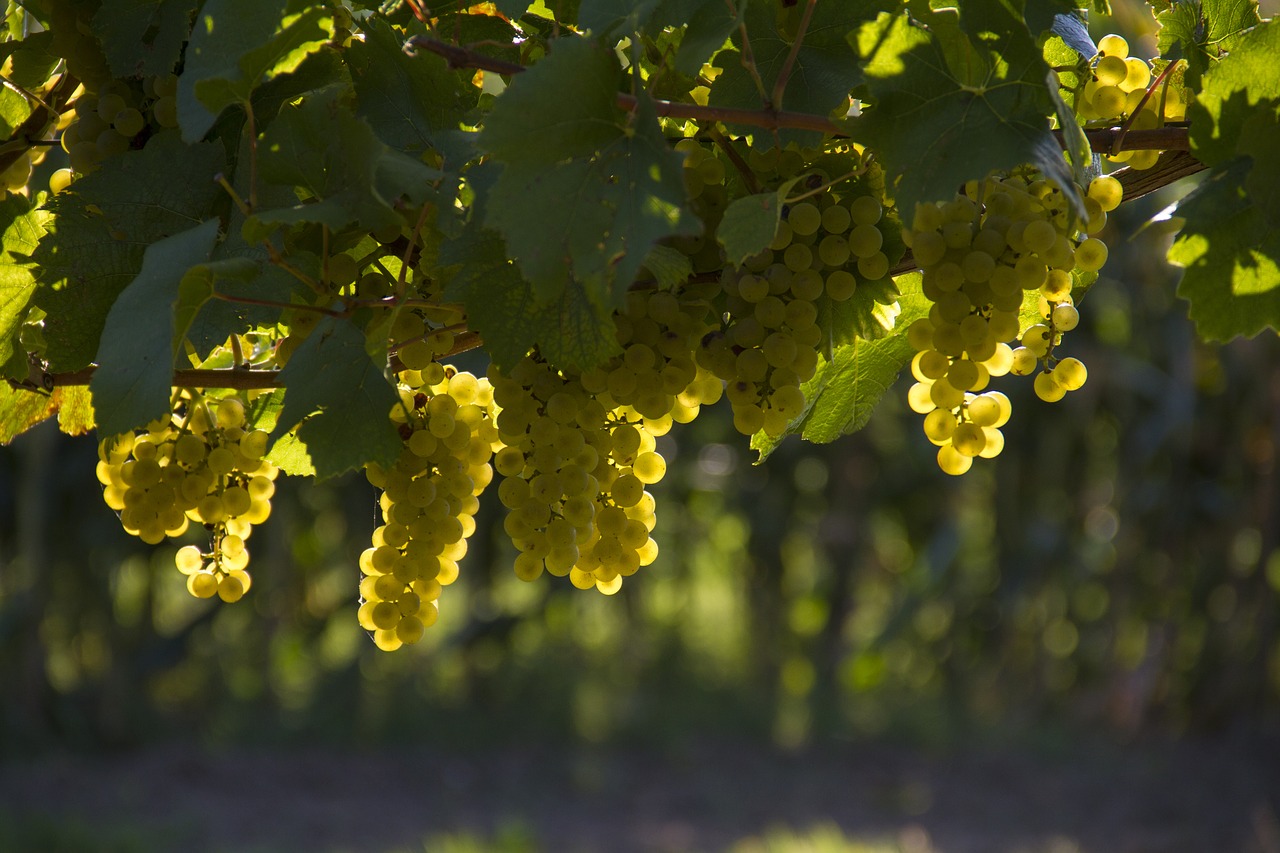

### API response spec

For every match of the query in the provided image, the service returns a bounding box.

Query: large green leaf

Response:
[0,193,49,380]
[752,273,928,461]
[479,37,697,339]
[1156,0,1259,89]
[89,219,221,436]
[32,132,225,371]
[1169,17,1280,339]
[269,316,402,480]
[92,0,197,78]
[346,18,477,167]
[251,87,441,234]
[1170,160,1280,341]
[177,0,331,143]
[441,222,621,371]
[853,1,1076,220]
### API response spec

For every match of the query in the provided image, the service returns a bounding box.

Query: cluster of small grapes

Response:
[98,394,277,602]
[579,284,725,426]
[902,170,1118,474]
[488,354,663,596]
[358,367,499,651]
[56,74,179,180]
[1070,34,1188,171]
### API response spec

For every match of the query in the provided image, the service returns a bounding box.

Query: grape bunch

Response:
[358,366,498,651]
[578,283,725,427]
[1069,34,1188,171]
[902,169,1115,474]
[97,393,278,602]
[489,353,663,595]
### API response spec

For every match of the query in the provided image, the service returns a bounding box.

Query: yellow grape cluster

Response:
[359,366,499,651]
[488,354,664,596]
[579,284,725,425]
[1072,34,1188,171]
[902,170,1117,474]
[98,394,277,602]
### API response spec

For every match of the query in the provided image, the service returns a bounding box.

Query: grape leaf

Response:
[716,175,802,268]
[0,382,56,445]
[442,223,621,371]
[269,315,402,480]
[752,273,929,461]
[1169,18,1280,339]
[4,31,61,91]
[672,0,745,76]
[717,192,782,268]
[177,0,331,143]
[251,87,440,234]
[90,219,221,436]
[178,257,309,358]
[243,387,315,476]
[1170,159,1280,341]
[1185,16,1280,169]
[347,18,478,168]
[708,1,878,148]
[0,85,34,138]
[1156,0,1259,89]
[55,386,96,436]
[480,37,697,320]
[640,243,693,290]
[853,2,1078,221]
[0,193,49,381]
[92,0,197,78]
[32,132,225,372]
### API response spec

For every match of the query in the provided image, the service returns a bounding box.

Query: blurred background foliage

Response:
[3,167,1279,760]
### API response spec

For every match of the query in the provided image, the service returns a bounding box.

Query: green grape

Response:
[937,445,973,476]
[1054,357,1088,391]
[787,202,822,236]
[1097,34,1129,58]
[1089,174,1123,213]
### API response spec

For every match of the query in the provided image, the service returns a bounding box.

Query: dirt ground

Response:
[1,730,1279,853]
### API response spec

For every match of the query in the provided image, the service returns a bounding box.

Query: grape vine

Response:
[2,1,1278,649]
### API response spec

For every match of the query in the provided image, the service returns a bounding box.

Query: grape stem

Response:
[771,0,818,112]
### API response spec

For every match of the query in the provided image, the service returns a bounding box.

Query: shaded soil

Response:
[2,730,1279,853]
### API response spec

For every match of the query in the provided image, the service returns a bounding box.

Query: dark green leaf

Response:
[481,40,696,315]
[640,243,693,290]
[718,191,782,268]
[90,219,221,436]
[32,131,225,371]
[177,0,331,142]
[4,31,61,91]
[347,18,478,167]
[252,87,429,233]
[93,0,197,78]
[270,315,402,480]
[478,36,621,165]
[853,2,1078,220]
